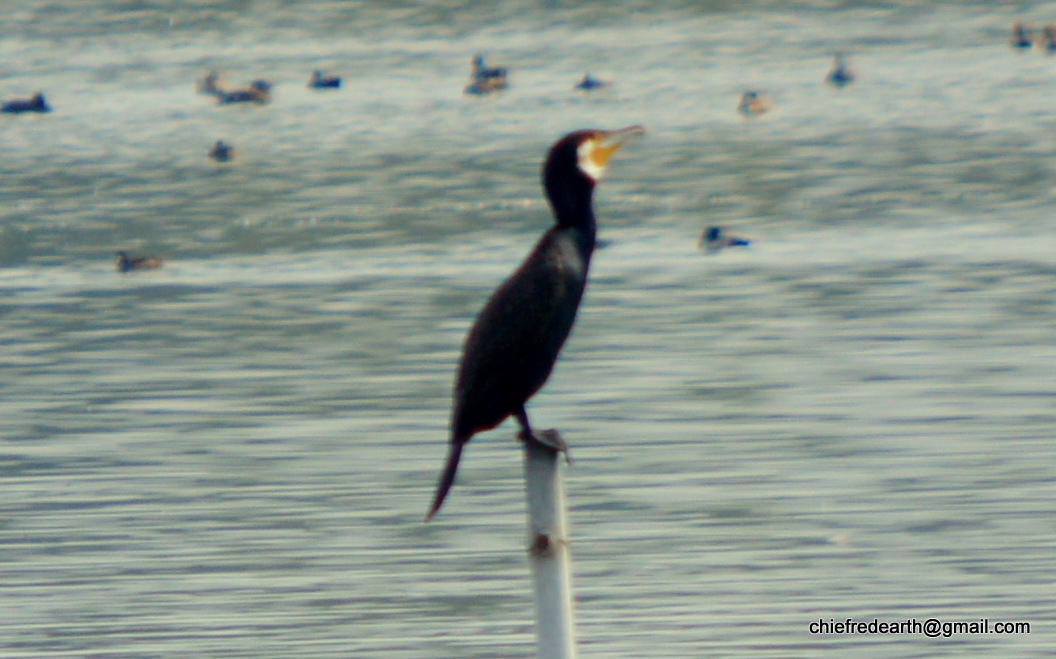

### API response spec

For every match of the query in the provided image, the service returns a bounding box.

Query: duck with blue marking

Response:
[825,54,855,88]
[737,90,772,117]
[464,53,509,95]
[2,92,50,114]
[1011,22,1034,49]
[308,70,341,89]
[208,140,233,162]
[574,73,610,91]
[699,226,750,253]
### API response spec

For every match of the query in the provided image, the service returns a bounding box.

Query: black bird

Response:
[208,139,233,162]
[2,92,50,114]
[426,125,645,521]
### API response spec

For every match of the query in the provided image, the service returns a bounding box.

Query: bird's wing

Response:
[452,229,588,438]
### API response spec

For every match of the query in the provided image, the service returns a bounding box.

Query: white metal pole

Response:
[523,437,577,659]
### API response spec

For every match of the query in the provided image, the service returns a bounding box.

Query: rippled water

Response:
[2,1,1055,657]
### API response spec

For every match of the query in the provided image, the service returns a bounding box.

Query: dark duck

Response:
[825,54,855,88]
[208,140,233,162]
[464,53,509,95]
[197,71,222,96]
[115,251,163,273]
[308,70,341,89]
[574,73,610,91]
[1040,24,1056,52]
[216,79,271,104]
[426,125,645,521]
[2,92,51,114]
[699,226,750,253]
[1011,22,1033,49]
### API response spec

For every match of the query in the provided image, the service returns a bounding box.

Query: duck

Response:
[308,70,341,89]
[1039,24,1056,52]
[196,71,223,96]
[1011,22,1033,49]
[699,226,750,253]
[1,92,51,114]
[464,53,509,95]
[208,140,233,162]
[825,54,855,88]
[574,73,610,91]
[737,90,773,117]
[216,79,271,104]
[116,251,164,273]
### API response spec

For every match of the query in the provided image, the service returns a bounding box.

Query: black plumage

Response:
[426,125,644,521]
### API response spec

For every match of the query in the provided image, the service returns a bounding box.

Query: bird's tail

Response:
[425,441,464,522]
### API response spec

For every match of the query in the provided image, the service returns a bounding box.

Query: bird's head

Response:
[572,125,646,183]
[542,125,645,227]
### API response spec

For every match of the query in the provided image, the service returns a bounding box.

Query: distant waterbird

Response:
[574,73,610,91]
[1039,24,1056,52]
[2,92,51,114]
[426,125,646,521]
[464,53,509,95]
[1011,22,1034,49]
[737,90,773,117]
[308,70,341,89]
[196,71,222,96]
[216,79,271,104]
[208,140,233,162]
[700,226,750,253]
[825,54,855,88]
[115,251,164,273]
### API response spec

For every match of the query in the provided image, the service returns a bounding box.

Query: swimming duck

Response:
[464,53,509,95]
[699,226,750,253]
[825,54,855,88]
[116,251,164,273]
[308,70,341,89]
[1011,22,1033,49]
[574,73,610,91]
[1,92,51,114]
[737,90,772,117]
[217,80,271,105]
[197,71,223,96]
[208,140,233,162]
[1039,24,1056,52]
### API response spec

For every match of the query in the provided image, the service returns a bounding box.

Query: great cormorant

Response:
[426,125,645,521]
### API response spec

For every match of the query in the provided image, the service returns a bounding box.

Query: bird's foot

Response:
[519,429,572,465]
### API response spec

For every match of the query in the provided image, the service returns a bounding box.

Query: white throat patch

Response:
[576,138,606,182]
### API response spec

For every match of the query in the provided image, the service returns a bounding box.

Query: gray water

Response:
[2,1,1055,656]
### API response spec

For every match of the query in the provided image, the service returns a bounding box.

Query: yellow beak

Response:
[588,124,646,170]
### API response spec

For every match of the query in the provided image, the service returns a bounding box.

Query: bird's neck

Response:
[547,176,597,239]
